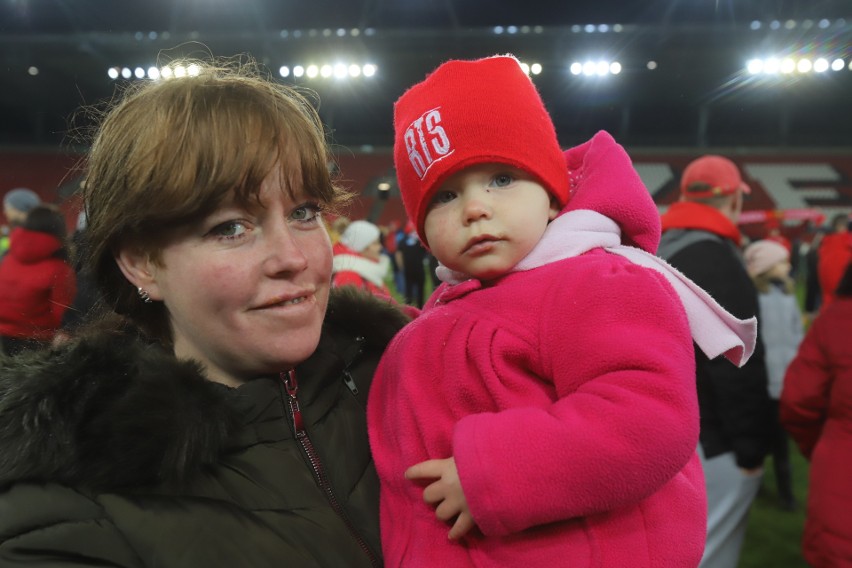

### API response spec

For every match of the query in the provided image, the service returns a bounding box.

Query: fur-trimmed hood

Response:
[0,287,409,492]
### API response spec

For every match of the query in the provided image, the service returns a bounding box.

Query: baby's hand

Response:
[405,457,476,540]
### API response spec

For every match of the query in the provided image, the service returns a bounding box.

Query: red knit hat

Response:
[680,155,751,199]
[393,55,570,245]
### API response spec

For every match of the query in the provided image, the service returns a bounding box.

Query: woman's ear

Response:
[115,246,163,301]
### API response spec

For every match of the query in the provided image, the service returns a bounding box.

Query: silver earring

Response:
[137,287,153,304]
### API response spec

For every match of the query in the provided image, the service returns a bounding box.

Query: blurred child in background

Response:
[745,239,803,510]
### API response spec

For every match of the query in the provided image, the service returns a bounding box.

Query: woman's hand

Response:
[405,457,476,540]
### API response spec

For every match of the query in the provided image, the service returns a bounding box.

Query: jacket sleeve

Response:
[779,315,831,459]
[669,239,772,469]
[452,263,700,536]
[0,482,143,567]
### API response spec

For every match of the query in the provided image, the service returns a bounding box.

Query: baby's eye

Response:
[291,203,322,223]
[491,173,514,188]
[210,221,248,240]
[432,190,457,205]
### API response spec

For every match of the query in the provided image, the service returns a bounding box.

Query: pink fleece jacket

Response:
[368,131,706,567]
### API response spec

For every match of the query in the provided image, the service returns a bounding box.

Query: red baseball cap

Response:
[680,155,751,199]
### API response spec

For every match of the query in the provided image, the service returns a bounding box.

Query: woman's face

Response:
[131,165,333,386]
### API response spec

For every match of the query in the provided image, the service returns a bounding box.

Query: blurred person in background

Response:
[1,187,41,261]
[744,239,803,511]
[0,204,76,355]
[52,209,104,345]
[781,261,852,568]
[0,57,409,566]
[657,154,772,568]
[332,219,392,297]
[395,220,428,308]
[816,212,852,308]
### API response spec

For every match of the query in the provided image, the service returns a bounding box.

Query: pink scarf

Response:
[437,209,757,367]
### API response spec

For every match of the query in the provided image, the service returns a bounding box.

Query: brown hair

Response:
[82,56,349,343]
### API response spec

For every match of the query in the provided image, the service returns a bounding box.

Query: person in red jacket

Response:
[817,213,852,308]
[781,261,852,568]
[0,205,76,355]
[332,219,392,297]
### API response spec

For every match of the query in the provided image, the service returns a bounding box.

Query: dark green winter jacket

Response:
[0,288,409,567]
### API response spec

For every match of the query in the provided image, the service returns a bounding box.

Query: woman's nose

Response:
[263,223,308,275]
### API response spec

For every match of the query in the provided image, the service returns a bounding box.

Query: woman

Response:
[0,58,409,566]
[0,204,76,355]
[781,261,852,567]
[333,219,392,297]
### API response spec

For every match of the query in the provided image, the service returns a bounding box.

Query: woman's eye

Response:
[210,221,248,239]
[492,173,514,187]
[291,203,322,223]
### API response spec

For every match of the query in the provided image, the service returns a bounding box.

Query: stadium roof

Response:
[1,0,850,149]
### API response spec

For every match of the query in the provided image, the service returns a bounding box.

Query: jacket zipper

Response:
[281,369,380,567]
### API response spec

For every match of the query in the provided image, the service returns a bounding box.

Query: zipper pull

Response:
[282,370,305,435]
[342,369,359,395]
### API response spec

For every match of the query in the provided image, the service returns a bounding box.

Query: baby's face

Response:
[423,163,559,282]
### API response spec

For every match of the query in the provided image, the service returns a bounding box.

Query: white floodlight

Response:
[336,28,346,37]
[363,64,377,77]
[493,26,504,34]
[318,65,331,78]
[378,182,391,191]
[814,58,829,73]
[595,61,609,76]
[764,58,780,74]
[785,19,796,29]
[831,58,845,71]
[530,63,542,75]
[121,67,132,79]
[351,28,360,36]
[147,66,160,79]
[173,65,187,78]
[27,66,38,76]
[818,19,830,28]
[108,67,120,79]
[609,61,622,74]
[582,61,596,75]
[507,25,518,34]
[333,63,347,79]
[750,21,761,30]
[570,62,582,75]
[134,67,145,79]
[520,62,530,75]
[780,58,796,74]
[306,65,319,78]
[160,66,173,79]
[647,61,658,70]
[293,65,305,78]
[797,59,812,73]
[279,66,290,78]
[584,24,596,33]
[746,59,763,74]
[597,24,609,32]
[187,64,200,77]
[348,64,361,77]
